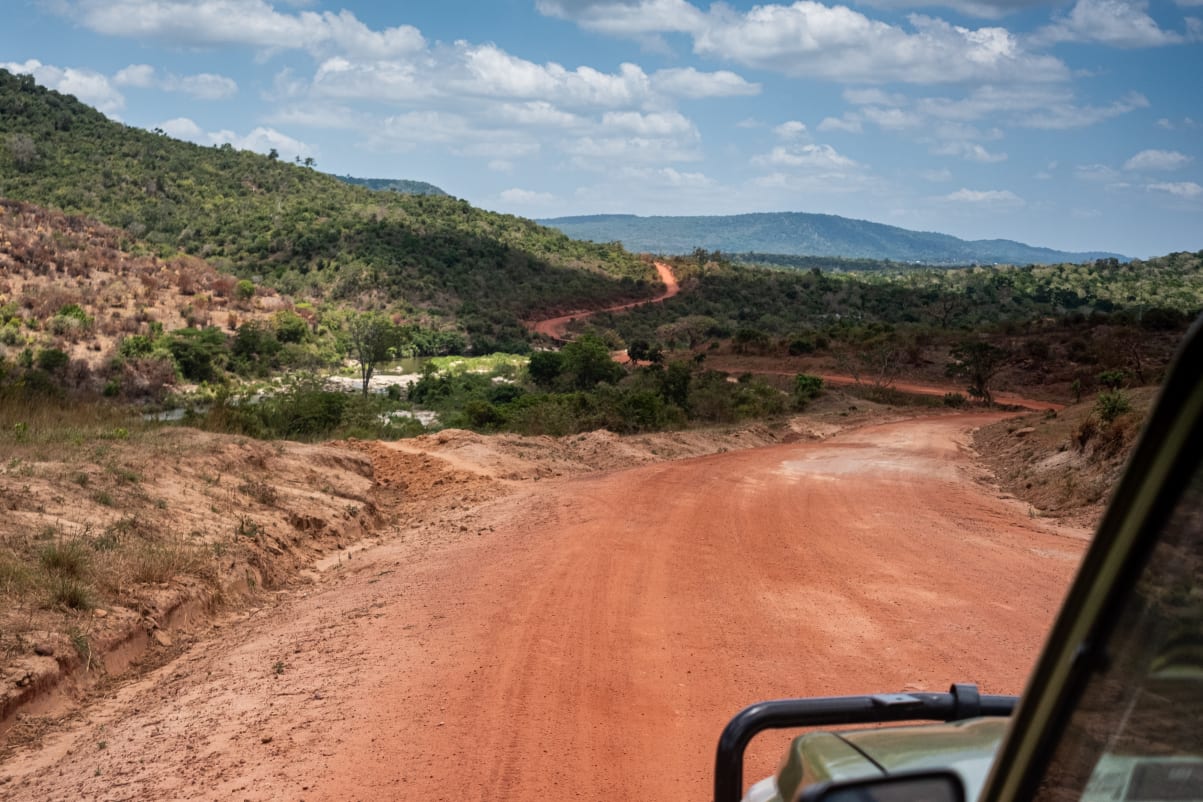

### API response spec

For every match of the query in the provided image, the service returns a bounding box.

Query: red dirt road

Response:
[529,261,679,340]
[0,415,1087,801]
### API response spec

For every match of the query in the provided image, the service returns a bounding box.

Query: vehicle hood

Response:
[776,717,1008,802]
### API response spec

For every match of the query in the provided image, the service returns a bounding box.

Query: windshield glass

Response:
[1035,459,1203,801]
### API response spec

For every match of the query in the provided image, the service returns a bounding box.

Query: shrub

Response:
[35,348,69,372]
[1094,389,1131,424]
[943,392,968,408]
[793,374,824,408]
[40,539,91,578]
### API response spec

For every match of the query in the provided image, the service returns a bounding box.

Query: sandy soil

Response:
[529,261,680,341]
[0,412,1088,801]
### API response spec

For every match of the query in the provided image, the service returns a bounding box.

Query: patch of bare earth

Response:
[971,387,1156,528]
[0,404,1088,802]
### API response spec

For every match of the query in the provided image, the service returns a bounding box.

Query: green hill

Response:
[538,213,1126,266]
[336,175,448,196]
[0,69,654,352]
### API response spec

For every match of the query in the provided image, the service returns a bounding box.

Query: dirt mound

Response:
[972,386,1156,526]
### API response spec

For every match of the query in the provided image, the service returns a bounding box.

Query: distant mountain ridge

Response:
[538,212,1126,265]
[335,175,448,196]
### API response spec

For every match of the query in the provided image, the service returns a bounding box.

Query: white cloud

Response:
[1075,164,1121,182]
[914,85,1149,129]
[860,106,922,130]
[650,67,760,98]
[115,64,237,99]
[311,56,432,103]
[919,168,953,181]
[157,116,315,161]
[460,44,651,108]
[1021,91,1149,129]
[541,0,1070,85]
[1034,0,1189,47]
[856,0,1055,20]
[212,127,315,160]
[620,166,715,187]
[818,115,863,133]
[563,135,702,165]
[699,5,1069,84]
[1147,181,1203,198]
[1123,149,1193,171]
[63,1,425,57]
[535,0,706,36]
[2,59,124,115]
[114,63,155,88]
[601,110,697,136]
[773,120,808,139]
[933,141,1008,162]
[755,143,860,169]
[500,188,556,204]
[845,88,908,106]
[945,188,1024,204]
[497,101,583,128]
[158,117,204,139]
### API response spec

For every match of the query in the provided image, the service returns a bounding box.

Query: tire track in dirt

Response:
[0,414,1087,801]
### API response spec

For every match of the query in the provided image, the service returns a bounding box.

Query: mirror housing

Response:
[797,770,966,802]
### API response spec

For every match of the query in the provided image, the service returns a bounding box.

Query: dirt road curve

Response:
[529,261,679,340]
[1,415,1086,801]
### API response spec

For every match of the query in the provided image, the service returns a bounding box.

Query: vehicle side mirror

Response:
[797,770,966,802]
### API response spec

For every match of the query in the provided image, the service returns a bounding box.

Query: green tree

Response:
[793,373,824,409]
[561,334,623,390]
[343,312,402,397]
[527,350,564,388]
[946,341,1009,405]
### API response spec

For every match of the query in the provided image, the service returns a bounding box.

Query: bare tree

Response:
[6,133,37,170]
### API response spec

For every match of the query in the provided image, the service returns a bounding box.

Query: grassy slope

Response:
[0,69,655,351]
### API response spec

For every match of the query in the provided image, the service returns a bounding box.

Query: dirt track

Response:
[0,413,1087,801]
[529,261,679,340]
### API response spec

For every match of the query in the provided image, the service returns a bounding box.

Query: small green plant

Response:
[272,660,285,675]
[93,490,115,506]
[236,516,261,539]
[50,577,95,610]
[1095,389,1131,424]
[40,539,91,578]
[69,627,91,660]
[943,392,967,408]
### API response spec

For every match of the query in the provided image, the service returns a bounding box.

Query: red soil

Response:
[0,414,1087,801]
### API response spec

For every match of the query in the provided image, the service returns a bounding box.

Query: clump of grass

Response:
[49,576,95,610]
[128,542,205,585]
[39,539,91,578]
[238,479,278,506]
[1,551,36,594]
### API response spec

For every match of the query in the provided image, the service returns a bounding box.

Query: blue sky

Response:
[2,0,1201,257]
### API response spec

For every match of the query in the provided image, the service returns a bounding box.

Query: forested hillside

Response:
[0,69,654,351]
[540,212,1125,265]
[336,176,448,196]
[591,251,1203,346]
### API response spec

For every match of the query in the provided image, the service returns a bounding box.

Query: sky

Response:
[2,0,1201,257]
